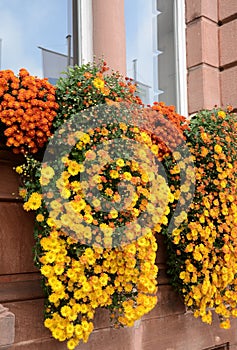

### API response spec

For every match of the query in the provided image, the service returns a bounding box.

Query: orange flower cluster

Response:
[134,102,189,161]
[0,68,58,154]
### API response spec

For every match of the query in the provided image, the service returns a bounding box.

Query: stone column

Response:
[0,304,15,349]
[219,0,237,108]
[186,0,220,114]
[92,0,127,75]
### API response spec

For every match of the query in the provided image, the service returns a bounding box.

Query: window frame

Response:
[73,0,93,65]
[174,0,188,117]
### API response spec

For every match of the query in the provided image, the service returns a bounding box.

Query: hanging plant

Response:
[14,61,182,349]
[164,106,237,329]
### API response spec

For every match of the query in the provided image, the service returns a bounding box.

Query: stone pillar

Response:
[185,0,220,114]
[219,0,237,108]
[0,304,15,349]
[92,0,127,75]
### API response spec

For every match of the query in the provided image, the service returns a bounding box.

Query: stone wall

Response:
[219,0,237,108]
[0,148,46,349]
[186,0,220,113]
[186,0,237,114]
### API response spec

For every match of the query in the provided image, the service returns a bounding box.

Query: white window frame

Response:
[174,0,188,117]
[77,0,93,65]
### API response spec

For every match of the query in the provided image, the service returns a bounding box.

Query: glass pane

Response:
[157,0,177,106]
[125,0,177,106]
[125,0,157,104]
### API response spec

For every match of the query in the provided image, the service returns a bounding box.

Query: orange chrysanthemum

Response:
[0,68,58,154]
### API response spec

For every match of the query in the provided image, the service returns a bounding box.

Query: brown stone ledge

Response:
[0,277,43,304]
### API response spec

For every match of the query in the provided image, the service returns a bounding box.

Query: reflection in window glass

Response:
[157,0,176,106]
[125,0,177,106]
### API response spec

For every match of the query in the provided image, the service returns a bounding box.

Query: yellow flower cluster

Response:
[19,119,174,349]
[40,230,157,349]
[168,107,237,329]
[23,192,42,211]
[40,165,55,186]
[42,124,173,248]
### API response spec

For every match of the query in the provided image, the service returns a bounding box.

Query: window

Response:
[157,0,176,106]
[125,0,187,115]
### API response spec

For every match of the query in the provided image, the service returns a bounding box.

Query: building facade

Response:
[73,0,237,114]
[0,1,237,349]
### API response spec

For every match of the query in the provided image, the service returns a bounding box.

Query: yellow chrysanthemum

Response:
[93,77,105,90]
[23,192,42,211]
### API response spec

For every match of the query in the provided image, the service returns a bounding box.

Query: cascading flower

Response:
[2,61,236,349]
[18,112,173,348]
[14,62,177,350]
[38,228,158,349]
[164,106,237,329]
